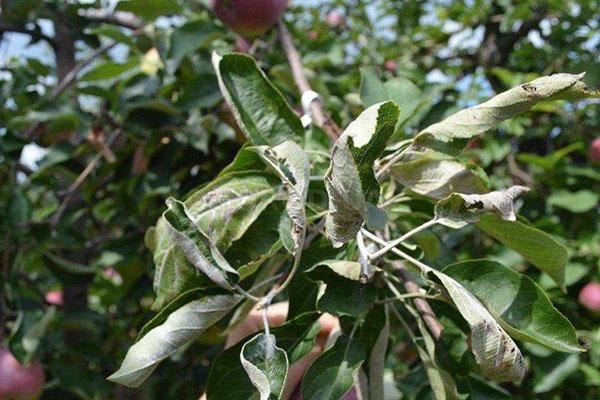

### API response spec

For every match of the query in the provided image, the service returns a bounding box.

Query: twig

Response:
[393,261,443,340]
[367,219,438,261]
[0,20,57,49]
[78,9,143,30]
[278,21,341,141]
[361,229,443,340]
[50,128,122,228]
[23,42,119,140]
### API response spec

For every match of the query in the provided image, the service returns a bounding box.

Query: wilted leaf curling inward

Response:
[240,333,289,400]
[415,73,600,147]
[325,101,401,247]
[430,270,526,382]
[250,140,309,254]
[435,185,529,228]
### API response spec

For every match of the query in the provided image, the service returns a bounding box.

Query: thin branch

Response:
[0,20,57,49]
[361,229,443,340]
[278,21,341,141]
[78,9,143,30]
[49,128,122,228]
[367,219,438,261]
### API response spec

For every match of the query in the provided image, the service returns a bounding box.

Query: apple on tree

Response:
[589,137,600,163]
[579,282,600,312]
[212,0,289,38]
[0,348,45,400]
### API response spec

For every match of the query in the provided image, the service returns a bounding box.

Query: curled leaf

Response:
[416,73,600,148]
[430,270,526,382]
[250,140,310,255]
[108,294,241,387]
[240,333,289,400]
[325,101,401,247]
[435,185,529,228]
[163,198,239,290]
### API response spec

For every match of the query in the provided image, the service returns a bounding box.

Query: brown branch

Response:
[278,21,341,141]
[50,128,122,229]
[0,20,57,49]
[392,261,444,340]
[78,9,143,30]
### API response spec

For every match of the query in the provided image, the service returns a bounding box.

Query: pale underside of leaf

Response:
[108,294,241,387]
[435,185,529,228]
[240,333,289,400]
[431,270,526,382]
[163,198,239,290]
[391,149,489,199]
[415,72,600,146]
[325,101,400,247]
[444,260,584,353]
[250,140,310,255]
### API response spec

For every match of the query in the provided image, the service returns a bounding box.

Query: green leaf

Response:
[240,333,289,400]
[325,101,401,247]
[169,20,221,65]
[108,294,241,387]
[444,260,583,353]
[212,52,305,146]
[359,306,389,400]
[115,0,181,20]
[435,186,529,228]
[391,149,489,199]
[428,269,526,382]
[80,58,139,81]
[517,142,584,171]
[360,67,425,129]
[533,353,580,394]
[305,261,377,317]
[250,140,310,255]
[163,198,239,290]
[476,214,568,290]
[301,335,365,400]
[547,190,599,213]
[415,73,600,149]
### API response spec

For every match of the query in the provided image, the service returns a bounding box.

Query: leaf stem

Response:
[367,219,438,262]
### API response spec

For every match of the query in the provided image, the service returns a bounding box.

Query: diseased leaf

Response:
[301,335,365,400]
[305,261,377,317]
[476,214,568,290]
[240,333,289,400]
[444,260,583,353]
[391,149,489,199]
[212,52,305,146]
[415,73,600,148]
[325,101,401,247]
[108,294,241,387]
[429,270,526,382]
[435,186,529,228]
[151,172,280,310]
[206,314,320,400]
[250,140,310,255]
[163,198,239,290]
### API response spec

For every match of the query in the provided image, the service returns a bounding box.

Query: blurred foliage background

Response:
[0,0,599,398]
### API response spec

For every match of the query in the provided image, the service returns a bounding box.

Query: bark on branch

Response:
[278,21,341,141]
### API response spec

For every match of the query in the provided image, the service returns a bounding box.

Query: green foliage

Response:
[2,1,600,399]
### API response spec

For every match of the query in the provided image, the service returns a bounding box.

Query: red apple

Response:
[326,11,346,28]
[579,282,600,312]
[0,348,45,400]
[384,59,397,73]
[589,137,600,163]
[44,290,63,306]
[212,0,288,38]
